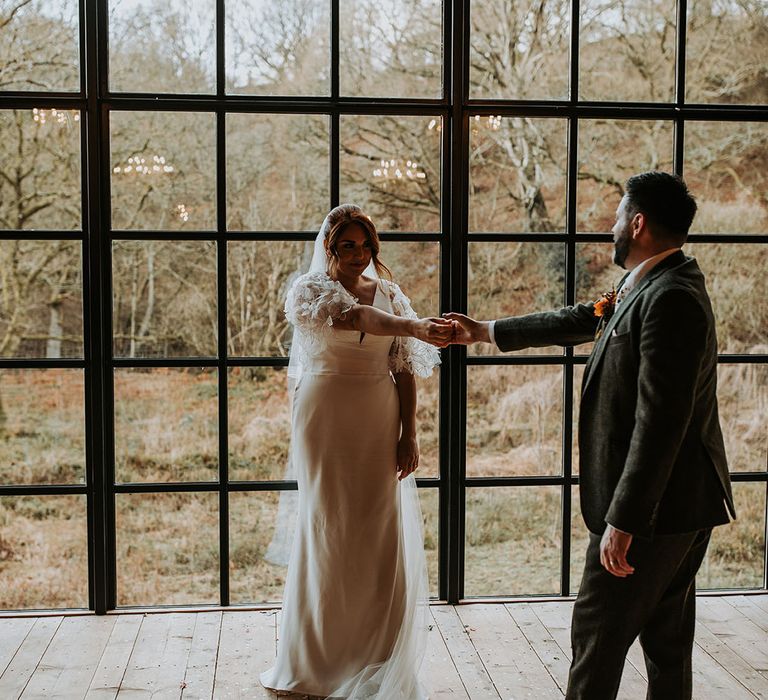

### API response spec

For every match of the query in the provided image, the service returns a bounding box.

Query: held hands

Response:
[413,312,491,348]
[599,524,635,578]
[442,313,490,345]
[397,433,419,481]
[413,317,454,346]
[414,311,491,348]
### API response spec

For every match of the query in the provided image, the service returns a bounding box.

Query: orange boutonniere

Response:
[594,287,617,340]
[594,288,618,319]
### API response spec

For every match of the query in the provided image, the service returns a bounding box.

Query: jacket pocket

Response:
[606,330,631,347]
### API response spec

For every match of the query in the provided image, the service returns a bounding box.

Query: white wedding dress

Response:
[260,271,438,699]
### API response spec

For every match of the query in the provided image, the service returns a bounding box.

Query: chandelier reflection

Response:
[32,108,80,126]
[427,115,502,136]
[112,154,175,176]
[372,159,426,181]
[472,114,502,135]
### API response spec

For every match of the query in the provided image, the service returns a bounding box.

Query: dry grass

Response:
[0,240,765,608]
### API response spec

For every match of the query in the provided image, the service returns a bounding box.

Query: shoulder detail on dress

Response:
[284,271,359,355]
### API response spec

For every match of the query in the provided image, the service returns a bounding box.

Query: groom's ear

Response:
[631,211,646,238]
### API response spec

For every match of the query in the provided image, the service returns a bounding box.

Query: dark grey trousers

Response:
[565,528,712,700]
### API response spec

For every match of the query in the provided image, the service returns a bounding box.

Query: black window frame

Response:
[0,0,765,613]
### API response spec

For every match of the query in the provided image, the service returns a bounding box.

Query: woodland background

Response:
[0,0,765,608]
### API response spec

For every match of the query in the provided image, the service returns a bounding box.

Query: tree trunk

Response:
[46,302,62,358]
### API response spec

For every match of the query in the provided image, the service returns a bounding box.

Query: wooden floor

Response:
[1,596,767,699]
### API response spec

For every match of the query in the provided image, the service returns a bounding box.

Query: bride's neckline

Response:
[330,273,380,307]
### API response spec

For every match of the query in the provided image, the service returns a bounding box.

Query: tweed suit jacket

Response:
[495,250,735,538]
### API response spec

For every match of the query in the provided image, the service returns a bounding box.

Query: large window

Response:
[0,0,765,611]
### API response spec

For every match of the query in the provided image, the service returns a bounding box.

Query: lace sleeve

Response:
[384,280,441,378]
[284,271,358,350]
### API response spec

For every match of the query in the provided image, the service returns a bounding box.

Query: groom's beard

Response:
[613,226,632,268]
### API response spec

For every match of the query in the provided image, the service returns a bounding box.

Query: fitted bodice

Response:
[301,283,395,376]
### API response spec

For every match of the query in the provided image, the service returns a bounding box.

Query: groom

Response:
[446,171,735,699]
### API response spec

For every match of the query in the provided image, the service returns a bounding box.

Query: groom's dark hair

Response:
[624,171,697,245]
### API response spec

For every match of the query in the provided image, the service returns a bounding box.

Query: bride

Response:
[259,204,451,699]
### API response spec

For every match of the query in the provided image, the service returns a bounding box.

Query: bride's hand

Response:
[413,317,453,347]
[397,434,419,481]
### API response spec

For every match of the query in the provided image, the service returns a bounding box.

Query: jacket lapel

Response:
[581,250,688,397]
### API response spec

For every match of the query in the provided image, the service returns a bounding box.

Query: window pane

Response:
[699,482,765,590]
[225,0,329,96]
[579,0,676,102]
[0,110,81,230]
[0,369,85,485]
[109,0,215,94]
[685,121,768,235]
[0,240,83,358]
[572,363,585,476]
[685,243,767,353]
[110,111,216,231]
[469,117,567,233]
[419,487,439,597]
[227,241,307,358]
[340,115,441,232]
[468,242,564,356]
[385,239,441,312]
[227,239,440,358]
[228,367,290,482]
[575,241,617,357]
[228,370,439,481]
[414,370,440,480]
[114,368,218,483]
[467,366,563,477]
[0,0,79,92]
[116,491,219,605]
[469,0,570,100]
[570,485,587,595]
[112,240,217,358]
[0,495,88,609]
[576,242,616,303]
[717,364,767,474]
[226,114,329,231]
[229,487,440,604]
[465,486,561,596]
[577,120,673,232]
[339,0,442,98]
[686,0,768,105]
[229,491,287,603]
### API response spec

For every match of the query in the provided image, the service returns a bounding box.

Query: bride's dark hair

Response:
[323,204,392,280]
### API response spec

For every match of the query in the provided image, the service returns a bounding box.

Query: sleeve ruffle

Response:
[284,271,358,352]
[384,280,441,378]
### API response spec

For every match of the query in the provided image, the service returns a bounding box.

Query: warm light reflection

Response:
[372,158,426,181]
[32,108,80,126]
[112,154,175,176]
[471,114,502,135]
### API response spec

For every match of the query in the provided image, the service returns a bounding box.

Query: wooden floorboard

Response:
[505,603,570,694]
[84,614,143,699]
[212,610,275,700]
[0,618,35,678]
[0,597,766,698]
[181,611,222,700]
[421,607,469,699]
[21,615,115,699]
[457,603,561,699]
[0,617,62,699]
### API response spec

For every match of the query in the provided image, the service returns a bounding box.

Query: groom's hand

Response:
[413,317,454,347]
[442,312,491,345]
[600,524,635,578]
